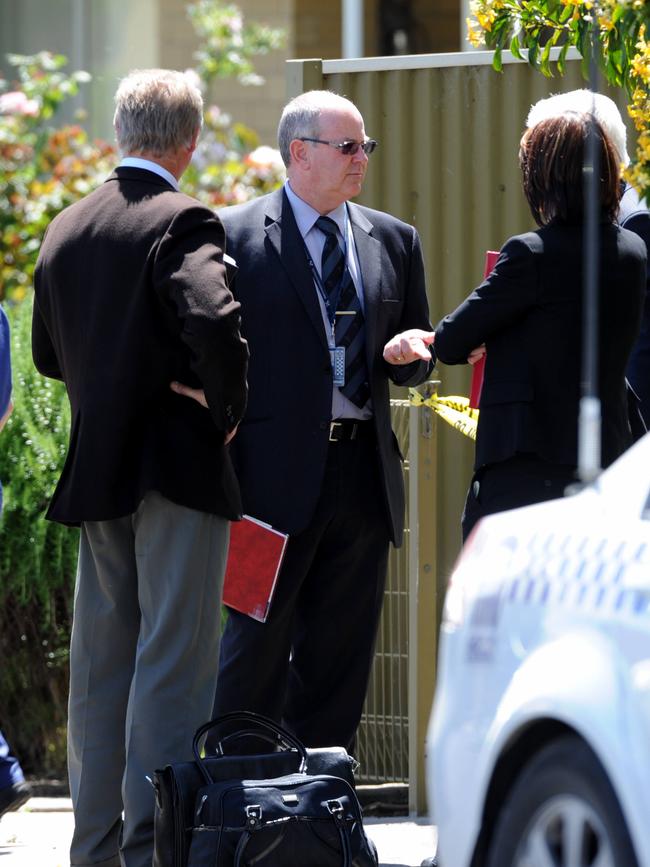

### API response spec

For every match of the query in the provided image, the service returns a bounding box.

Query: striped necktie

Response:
[316,216,370,409]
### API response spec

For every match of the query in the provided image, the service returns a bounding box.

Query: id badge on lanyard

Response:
[308,212,351,388]
[330,345,345,386]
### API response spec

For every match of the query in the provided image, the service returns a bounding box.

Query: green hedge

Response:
[0,298,78,776]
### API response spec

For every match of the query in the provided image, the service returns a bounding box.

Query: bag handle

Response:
[192,711,308,784]
[216,728,291,752]
[232,800,353,867]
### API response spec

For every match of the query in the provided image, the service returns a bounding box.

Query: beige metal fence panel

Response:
[286,51,633,812]
[287,48,631,594]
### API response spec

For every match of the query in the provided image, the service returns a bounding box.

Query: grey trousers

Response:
[68,491,229,867]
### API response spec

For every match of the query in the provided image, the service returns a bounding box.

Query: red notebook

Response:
[222,515,289,622]
[469,250,500,409]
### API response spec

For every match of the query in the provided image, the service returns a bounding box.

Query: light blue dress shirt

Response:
[283,181,372,421]
[119,156,180,190]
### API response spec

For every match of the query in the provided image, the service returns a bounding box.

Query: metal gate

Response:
[356,399,411,785]
[355,383,441,813]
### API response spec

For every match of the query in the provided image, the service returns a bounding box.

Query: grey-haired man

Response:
[33,68,248,867]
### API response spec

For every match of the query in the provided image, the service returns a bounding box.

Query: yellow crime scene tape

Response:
[408,389,479,441]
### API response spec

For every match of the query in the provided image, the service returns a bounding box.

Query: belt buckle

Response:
[329,421,359,442]
[329,421,343,442]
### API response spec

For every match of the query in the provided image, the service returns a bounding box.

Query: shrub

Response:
[0,298,77,775]
[183,104,285,206]
[0,52,114,303]
[467,0,650,202]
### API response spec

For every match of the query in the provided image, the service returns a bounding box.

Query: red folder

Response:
[469,250,500,409]
[222,515,289,622]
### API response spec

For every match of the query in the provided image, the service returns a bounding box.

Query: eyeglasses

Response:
[299,137,378,156]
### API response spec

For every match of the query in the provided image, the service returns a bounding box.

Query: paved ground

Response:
[0,797,437,866]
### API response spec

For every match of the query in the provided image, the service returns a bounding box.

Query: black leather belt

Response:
[328,420,373,442]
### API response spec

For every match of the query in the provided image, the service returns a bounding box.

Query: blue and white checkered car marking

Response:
[501,531,650,619]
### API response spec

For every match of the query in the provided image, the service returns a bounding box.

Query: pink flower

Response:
[245,146,284,171]
[0,91,39,117]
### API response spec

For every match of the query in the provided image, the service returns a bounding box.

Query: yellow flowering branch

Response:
[467,1,650,201]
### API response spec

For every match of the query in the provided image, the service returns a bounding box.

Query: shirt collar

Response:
[119,157,179,191]
[284,181,348,238]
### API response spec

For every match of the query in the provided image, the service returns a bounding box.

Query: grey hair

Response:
[113,68,203,156]
[277,90,360,168]
[526,89,629,166]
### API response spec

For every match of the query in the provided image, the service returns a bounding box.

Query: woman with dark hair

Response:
[433,112,647,542]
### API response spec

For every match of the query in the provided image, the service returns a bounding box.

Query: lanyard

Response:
[306,214,350,331]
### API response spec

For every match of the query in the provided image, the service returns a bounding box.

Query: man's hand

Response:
[0,400,13,434]
[170,381,208,408]
[170,382,238,444]
[383,329,435,365]
[467,344,486,366]
[224,425,237,445]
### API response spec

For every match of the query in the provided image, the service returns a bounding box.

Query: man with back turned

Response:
[32,68,248,867]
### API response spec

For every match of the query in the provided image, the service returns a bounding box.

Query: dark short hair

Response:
[519,112,621,227]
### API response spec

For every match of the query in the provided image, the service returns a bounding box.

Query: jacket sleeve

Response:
[620,210,650,295]
[385,226,436,387]
[31,291,63,381]
[154,204,249,432]
[434,236,539,365]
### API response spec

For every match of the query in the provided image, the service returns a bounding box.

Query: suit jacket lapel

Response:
[348,203,382,368]
[264,189,328,349]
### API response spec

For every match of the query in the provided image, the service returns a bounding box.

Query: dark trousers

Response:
[211,429,391,755]
[462,453,577,543]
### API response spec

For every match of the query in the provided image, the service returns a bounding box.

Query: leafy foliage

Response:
[0,298,78,775]
[0,52,115,303]
[187,0,285,86]
[182,104,285,207]
[466,1,650,200]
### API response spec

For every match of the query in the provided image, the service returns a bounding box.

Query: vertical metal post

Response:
[285,59,324,99]
[342,0,364,58]
[70,0,86,119]
[578,26,602,483]
[408,380,439,814]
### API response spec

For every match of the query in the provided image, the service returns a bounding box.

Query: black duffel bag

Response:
[152,711,378,867]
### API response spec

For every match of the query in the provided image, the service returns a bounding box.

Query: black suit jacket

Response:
[435,222,646,470]
[32,167,249,524]
[620,183,650,425]
[220,188,434,546]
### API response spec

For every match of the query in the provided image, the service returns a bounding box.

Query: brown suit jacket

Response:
[32,166,249,524]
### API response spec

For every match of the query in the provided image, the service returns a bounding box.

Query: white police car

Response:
[426,432,650,867]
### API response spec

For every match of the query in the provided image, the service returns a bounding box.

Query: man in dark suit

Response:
[620,182,650,427]
[175,89,434,753]
[32,69,248,867]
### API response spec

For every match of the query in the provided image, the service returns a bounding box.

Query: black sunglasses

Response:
[299,137,378,156]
